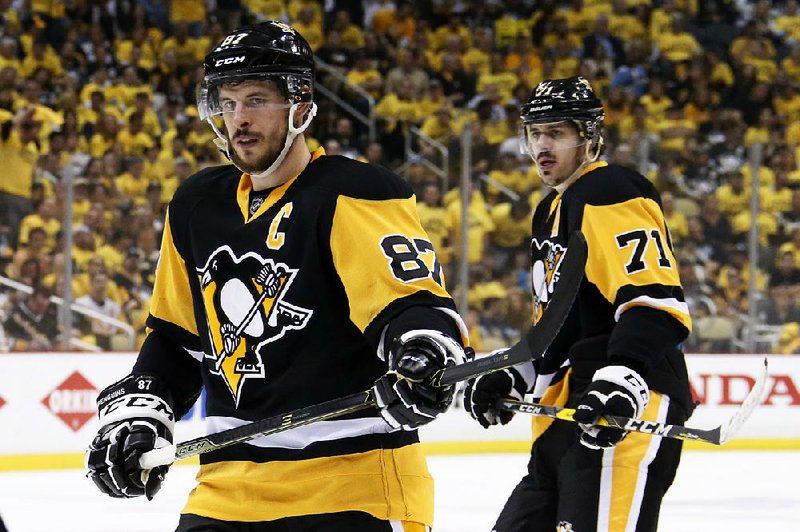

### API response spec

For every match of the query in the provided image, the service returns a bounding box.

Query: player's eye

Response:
[220,100,236,112]
[247,97,268,108]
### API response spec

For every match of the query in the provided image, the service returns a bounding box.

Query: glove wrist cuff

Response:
[395,329,466,367]
[592,365,649,414]
[97,375,176,436]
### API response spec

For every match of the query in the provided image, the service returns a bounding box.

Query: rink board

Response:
[0,353,797,470]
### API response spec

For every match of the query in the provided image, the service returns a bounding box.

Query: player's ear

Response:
[294,103,312,127]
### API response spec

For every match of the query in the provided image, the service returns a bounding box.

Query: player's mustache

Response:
[233,129,262,140]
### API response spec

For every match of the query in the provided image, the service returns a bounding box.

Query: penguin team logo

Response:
[556,521,574,532]
[530,238,568,323]
[198,246,312,405]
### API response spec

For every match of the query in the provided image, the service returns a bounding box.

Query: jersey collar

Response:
[236,147,327,222]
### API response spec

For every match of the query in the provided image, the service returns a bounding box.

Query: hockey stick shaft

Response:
[140,390,376,468]
[140,231,587,468]
[431,231,587,387]
[498,358,768,445]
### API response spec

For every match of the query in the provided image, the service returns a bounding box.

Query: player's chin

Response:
[234,150,274,174]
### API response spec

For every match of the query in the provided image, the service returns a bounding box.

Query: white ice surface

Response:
[1,452,798,531]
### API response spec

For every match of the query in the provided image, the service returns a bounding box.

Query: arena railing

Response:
[314,56,377,143]
[0,275,136,351]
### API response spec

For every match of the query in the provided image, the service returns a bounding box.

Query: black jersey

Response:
[529,161,693,417]
[139,149,464,524]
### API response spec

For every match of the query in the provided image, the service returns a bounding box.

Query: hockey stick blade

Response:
[430,231,587,387]
[141,233,587,468]
[498,358,769,445]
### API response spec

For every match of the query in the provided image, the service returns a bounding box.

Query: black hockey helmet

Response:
[520,76,604,139]
[198,21,315,121]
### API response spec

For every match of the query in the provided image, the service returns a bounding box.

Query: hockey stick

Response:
[214,268,287,371]
[140,231,588,469]
[498,357,768,445]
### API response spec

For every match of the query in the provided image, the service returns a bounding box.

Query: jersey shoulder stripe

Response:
[301,154,413,201]
[567,163,660,207]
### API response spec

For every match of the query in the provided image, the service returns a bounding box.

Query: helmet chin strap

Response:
[208,103,318,184]
[249,102,318,185]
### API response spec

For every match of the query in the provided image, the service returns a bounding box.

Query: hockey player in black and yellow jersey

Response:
[464,77,694,532]
[85,22,469,532]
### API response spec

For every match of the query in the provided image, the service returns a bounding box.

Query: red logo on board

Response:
[41,371,98,432]
[0,396,5,409]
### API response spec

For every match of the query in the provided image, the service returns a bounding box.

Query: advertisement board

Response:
[0,353,796,470]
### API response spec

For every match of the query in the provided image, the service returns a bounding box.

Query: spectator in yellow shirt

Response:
[160,156,193,206]
[72,253,122,303]
[20,38,63,78]
[375,77,423,160]
[608,0,646,42]
[778,228,800,268]
[291,7,324,51]
[618,101,659,139]
[485,151,527,204]
[0,107,41,246]
[160,22,203,68]
[169,0,205,33]
[416,182,450,264]
[117,111,154,157]
[0,37,20,73]
[446,180,494,265]
[477,52,518,106]
[657,104,696,154]
[345,50,384,101]
[505,35,542,84]
[550,37,581,82]
[782,45,800,84]
[774,82,800,126]
[125,92,162,138]
[419,105,465,149]
[656,14,701,65]
[462,28,493,77]
[115,26,158,72]
[9,226,51,281]
[89,113,122,158]
[431,14,472,51]
[331,9,365,50]
[489,198,532,262]
[715,169,750,215]
[639,78,673,122]
[115,156,150,206]
[563,0,597,38]
[18,196,60,252]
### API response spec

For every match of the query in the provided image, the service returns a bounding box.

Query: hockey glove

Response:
[572,365,649,450]
[464,354,534,429]
[374,330,467,430]
[86,374,175,500]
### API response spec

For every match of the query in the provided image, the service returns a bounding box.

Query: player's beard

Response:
[230,121,288,175]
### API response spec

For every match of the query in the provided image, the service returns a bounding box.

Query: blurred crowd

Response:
[1,0,799,354]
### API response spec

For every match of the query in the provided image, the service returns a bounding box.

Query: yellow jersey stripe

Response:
[330,196,450,333]
[149,210,199,336]
[600,392,667,532]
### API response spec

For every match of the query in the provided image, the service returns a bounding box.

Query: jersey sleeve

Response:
[329,194,464,344]
[580,196,691,333]
[579,195,692,374]
[138,208,204,414]
[146,208,202,352]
